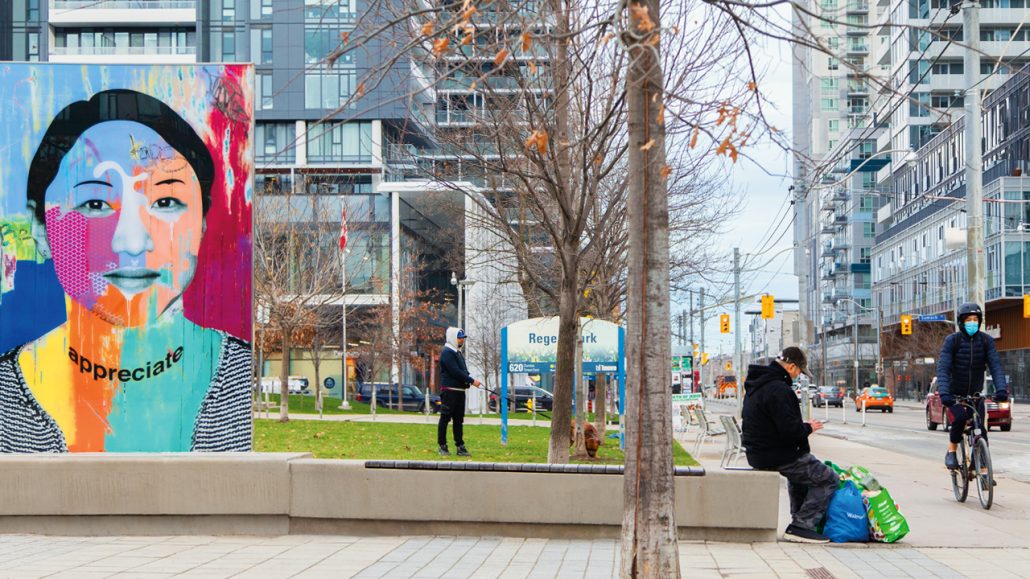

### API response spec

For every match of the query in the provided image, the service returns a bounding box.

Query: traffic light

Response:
[724,361,732,372]
[1024,294,1030,318]
[719,313,730,334]
[761,294,775,319]
[693,343,700,358]
[900,314,913,335]
[701,352,709,366]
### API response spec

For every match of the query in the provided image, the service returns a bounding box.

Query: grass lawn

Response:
[254,419,696,465]
[256,394,622,424]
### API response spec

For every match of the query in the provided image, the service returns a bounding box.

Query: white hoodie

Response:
[445,327,462,352]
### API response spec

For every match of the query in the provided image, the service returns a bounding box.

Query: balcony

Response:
[821,222,837,234]
[821,243,835,258]
[832,190,850,202]
[846,0,870,12]
[833,213,849,224]
[847,81,869,95]
[845,43,869,55]
[50,1,196,26]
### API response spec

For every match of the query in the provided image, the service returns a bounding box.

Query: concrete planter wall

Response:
[0,454,779,541]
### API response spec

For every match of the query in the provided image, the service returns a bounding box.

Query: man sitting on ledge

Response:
[741,346,837,544]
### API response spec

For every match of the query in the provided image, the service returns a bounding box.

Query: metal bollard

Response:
[842,397,847,425]
[824,399,830,422]
[862,399,867,427]
[532,390,537,427]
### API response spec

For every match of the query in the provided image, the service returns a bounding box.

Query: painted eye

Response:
[151,197,186,212]
[74,199,114,217]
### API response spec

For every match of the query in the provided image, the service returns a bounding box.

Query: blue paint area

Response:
[0,261,66,352]
[104,317,221,452]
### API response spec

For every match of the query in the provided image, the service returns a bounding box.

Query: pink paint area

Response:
[183,64,252,341]
[45,206,118,310]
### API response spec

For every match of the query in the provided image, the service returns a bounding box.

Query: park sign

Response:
[503,316,622,374]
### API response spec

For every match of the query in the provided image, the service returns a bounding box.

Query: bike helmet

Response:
[956,302,982,324]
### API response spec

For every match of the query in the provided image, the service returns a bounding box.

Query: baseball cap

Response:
[457,329,467,339]
[777,346,811,377]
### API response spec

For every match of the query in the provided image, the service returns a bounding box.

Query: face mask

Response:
[964,321,979,336]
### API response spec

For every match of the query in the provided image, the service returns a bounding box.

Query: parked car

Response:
[925,377,1012,432]
[354,382,441,413]
[813,385,846,408]
[259,376,310,395]
[489,386,554,413]
[855,386,894,413]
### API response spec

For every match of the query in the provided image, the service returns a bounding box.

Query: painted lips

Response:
[103,268,161,295]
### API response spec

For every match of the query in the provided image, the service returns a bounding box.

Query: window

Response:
[861,172,876,188]
[982,62,1013,75]
[255,123,296,163]
[931,61,963,75]
[259,73,273,110]
[821,78,840,93]
[860,247,872,264]
[305,71,357,109]
[252,28,272,64]
[858,140,875,159]
[828,37,840,49]
[828,57,839,71]
[931,94,962,108]
[859,195,874,212]
[221,32,236,61]
[828,140,838,150]
[909,92,930,117]
[828,119,840,133]
[222,0,235,21]
[306,121,373,162]
[909,60,930,84]
[27,33,40,61]
[821,98,838,111]
[863,222,875,238]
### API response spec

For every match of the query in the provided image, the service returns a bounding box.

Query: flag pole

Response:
[339,202,351,410]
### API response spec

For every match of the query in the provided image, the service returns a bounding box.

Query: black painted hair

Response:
[26,89,214,224]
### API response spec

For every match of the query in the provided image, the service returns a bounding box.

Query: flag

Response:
[339,204,348,251]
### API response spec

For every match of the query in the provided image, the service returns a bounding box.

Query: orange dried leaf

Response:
[656,105,665,126]
[356,82,366,97]
[648,33,661,46]
[747,81,757,91]
[660,164,672,179]
[341,32,350,43]
[461,33,474,45]
[432,37,450,56]
[525,129,549,154]
[594,154,604,167]
[494,48,510,66]
[421,22,434,36]
[716,136,730,156]
[602,33,615,45]
[689,127,699,149]
[528,61,538,74]
[521,32,533,52]
[629,4,656,33]
[640,139,656,151]
[468,81,477,92]
[728,142,739,162]
[461,5,477,22]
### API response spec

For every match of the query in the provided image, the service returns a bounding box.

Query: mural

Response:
[0,64,253,452]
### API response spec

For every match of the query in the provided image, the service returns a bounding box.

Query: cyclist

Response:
[936,303,1009,470]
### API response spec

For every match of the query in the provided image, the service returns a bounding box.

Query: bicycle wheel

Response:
[973,437,994,510]
[952,436,969,503]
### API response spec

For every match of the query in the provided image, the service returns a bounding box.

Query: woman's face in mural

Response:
[35,120,204,324]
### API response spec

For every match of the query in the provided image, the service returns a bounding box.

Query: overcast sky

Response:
[679,33,798,360]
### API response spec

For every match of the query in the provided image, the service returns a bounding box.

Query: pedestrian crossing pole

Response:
[734,247,742,417]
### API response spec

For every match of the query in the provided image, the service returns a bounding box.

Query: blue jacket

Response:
[936,331,1007,400]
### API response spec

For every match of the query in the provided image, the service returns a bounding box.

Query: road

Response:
[808,400,1030,484]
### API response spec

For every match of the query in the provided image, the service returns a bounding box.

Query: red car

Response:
[925,379,1012,432]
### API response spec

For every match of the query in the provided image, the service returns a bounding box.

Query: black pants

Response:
[438,389,466,447]
[949,397,987,445]
[768,453,838,531]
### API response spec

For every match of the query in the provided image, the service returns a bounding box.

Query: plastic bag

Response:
[823,481,870,543]
[865,488,909,543]
[825,461,851,488]
[849,465,882,491]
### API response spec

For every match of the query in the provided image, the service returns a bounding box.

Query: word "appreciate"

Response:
[68,347,184,382]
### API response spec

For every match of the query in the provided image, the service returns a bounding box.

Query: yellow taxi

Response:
[855,385,894,413]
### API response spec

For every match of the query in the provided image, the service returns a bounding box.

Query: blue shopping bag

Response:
[823,481,870,543]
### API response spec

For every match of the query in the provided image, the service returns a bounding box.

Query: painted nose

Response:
[111,203,155,256]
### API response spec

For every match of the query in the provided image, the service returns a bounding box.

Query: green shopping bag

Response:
[824,461,850,488]
[864,487,909,543]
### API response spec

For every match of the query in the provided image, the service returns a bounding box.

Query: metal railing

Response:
[53,0,197,9]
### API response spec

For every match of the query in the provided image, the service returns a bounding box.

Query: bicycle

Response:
[949,394,995,509]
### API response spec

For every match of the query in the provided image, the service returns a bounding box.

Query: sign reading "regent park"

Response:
[502,317,622,374]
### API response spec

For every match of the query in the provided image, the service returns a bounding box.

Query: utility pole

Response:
[699,288,706,391]
[733,247,742,415]
[963,0,986,309]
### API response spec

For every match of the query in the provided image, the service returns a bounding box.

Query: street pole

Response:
[964,0,986,309]
[821,319,827,388]
[699,288,706,392]
[733,247,742,416]
[853,303,859,393]
[339,250,351,410]
[876,295,883,388]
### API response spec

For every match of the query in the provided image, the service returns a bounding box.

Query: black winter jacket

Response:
[936,330,1007,400]
[741,361,813,469]
[439,346,474,390]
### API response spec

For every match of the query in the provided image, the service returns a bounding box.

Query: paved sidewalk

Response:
[0,534,1028,578]
[255,412,556,427]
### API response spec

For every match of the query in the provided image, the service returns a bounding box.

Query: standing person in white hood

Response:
[438,327,480,456]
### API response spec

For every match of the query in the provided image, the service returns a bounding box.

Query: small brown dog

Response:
[570,420,602,458]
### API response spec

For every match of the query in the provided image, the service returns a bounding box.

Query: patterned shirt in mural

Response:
[0,334,252,453]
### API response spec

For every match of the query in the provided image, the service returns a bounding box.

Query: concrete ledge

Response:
[0,454,779,540]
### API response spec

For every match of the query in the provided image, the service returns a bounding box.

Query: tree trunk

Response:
[547,252,579,464]
[620,0,679,574]
[595,372,607,438]
[279,329,291,423]
[573,318,587,458]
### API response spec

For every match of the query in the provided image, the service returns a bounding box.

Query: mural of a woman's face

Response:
[32,120,205,325]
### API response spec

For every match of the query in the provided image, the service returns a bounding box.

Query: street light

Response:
[835,297,881,395]
[450,272,476,331]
